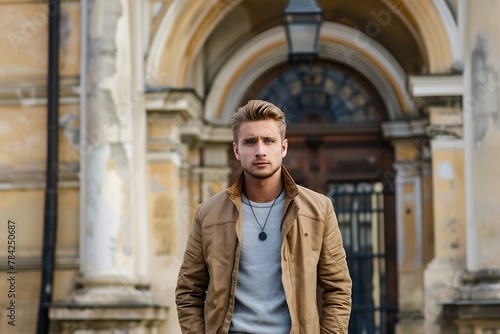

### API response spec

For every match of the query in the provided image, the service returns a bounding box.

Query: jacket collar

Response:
[227,165,299,201]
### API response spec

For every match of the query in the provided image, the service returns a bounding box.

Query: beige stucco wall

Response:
[0,2,80,79]
[432,145,465,260]
[0,187,79,333]
[0,104,80,172]
[0,3,81,332]
[464,0,500,271]
[148,159,182,334]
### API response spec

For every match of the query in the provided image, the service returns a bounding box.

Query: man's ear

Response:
[233,142,240,161]
[281,138,288,158]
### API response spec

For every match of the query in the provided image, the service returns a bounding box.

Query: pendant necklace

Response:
[243,186,284,241]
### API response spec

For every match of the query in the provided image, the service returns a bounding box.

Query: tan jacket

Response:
[176,167,352,333]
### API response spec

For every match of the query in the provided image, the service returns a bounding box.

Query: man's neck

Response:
[243,169,284,203]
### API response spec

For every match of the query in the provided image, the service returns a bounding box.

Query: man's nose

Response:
[255,142,266,156]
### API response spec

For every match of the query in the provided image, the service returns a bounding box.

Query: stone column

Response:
[424,106,466,334]
[75,0,145,299]
[445,1,500,330]
[50,0,166,332]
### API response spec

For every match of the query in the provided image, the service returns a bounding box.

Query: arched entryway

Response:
[239,61,398,333]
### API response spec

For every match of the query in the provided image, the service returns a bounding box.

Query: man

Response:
[176,100,352,333]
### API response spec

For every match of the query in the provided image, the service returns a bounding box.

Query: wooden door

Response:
[238,61,399,333]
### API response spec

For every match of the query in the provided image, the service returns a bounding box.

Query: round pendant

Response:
[258,231,267,241]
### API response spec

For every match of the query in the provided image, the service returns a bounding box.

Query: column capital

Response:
[145,88,202,126]
[382,119,428,139]
[427,106,463,139]
[181,122,234,144]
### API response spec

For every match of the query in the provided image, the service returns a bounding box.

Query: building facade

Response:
[0,0,499,333]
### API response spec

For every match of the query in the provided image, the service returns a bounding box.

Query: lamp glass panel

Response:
[288,23,317,53]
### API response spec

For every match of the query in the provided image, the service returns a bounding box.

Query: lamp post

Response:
[282,0,323,63]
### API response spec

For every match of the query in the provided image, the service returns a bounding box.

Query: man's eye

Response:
[245,139,255,144]
[265,138,274,143]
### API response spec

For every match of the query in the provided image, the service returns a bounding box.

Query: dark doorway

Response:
[239,62,399,333]
[283,123,398,334]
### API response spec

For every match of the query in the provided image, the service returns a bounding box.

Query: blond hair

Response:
[231,100,286,142]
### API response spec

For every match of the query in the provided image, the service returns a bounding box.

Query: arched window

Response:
[250,63,387,125]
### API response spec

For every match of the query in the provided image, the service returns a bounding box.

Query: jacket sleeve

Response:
[318,198,352,333]
[175,206,209,334]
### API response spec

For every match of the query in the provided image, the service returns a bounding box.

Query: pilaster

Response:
[424,106,466,334]
[384,120,431,331]
[393,149,425,313]
[145,88,201,333]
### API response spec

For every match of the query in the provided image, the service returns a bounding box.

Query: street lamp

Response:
[283,0,324,62]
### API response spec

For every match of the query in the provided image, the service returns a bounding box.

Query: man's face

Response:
[233,119,288,180]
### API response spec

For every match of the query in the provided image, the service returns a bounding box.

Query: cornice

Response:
[145,88,202,124]
[408,74,463,98]
[0,76,80,106]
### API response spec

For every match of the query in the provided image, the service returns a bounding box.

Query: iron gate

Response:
[329,182,397,334]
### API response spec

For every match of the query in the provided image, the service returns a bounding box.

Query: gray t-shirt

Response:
[229,190,291,334]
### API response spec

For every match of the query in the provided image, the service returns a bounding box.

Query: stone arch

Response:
[145,0,243,86]
[145,0,458,88]
[402,0,460,72]
[205,22,414,125]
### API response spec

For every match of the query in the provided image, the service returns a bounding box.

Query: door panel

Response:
[328,182,397,334]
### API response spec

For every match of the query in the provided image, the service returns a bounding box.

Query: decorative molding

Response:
[408,74,463,97]
[147,151,182,165]
[320,22,413,117]
[0,256,79,271]
[0,76,80,107]
[0,170,79,190]
[403,0,454,72]
[208,127,233,143]
[180,122,234,143]
[146,0,244,86]
[382,119,428,138]
[205,22,414,125]
[180,119,208,143]
[145,89,202,124]
[426,124,463,139]
[432,0,462,70]
[431,137,464,152]
[145,0,186,85]
[204,26,286,125]
[462,269,500,285]
[0,181,79,190]
[443,300,500,320]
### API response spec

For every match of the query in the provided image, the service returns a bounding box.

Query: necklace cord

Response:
[243,186,284,232]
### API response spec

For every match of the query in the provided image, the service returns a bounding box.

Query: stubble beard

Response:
[243,163,281,179]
